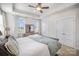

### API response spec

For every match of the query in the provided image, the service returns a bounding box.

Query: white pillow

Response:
[28,34,41,38]
[0,35,6,43]
[0,35,5,40]
[5,37,19,55]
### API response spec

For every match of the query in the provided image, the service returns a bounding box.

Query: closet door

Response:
[56,17,75,48]
[56,19,64,44]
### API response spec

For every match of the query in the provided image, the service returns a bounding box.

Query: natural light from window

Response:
[0,15,4,35]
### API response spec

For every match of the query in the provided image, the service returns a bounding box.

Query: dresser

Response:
[23,32,35,37]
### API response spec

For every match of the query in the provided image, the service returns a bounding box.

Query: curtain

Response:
[0,9,8,35]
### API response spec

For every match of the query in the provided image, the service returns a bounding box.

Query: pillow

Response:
[0,36,5,41]
[0,35,7,43]
[28,34,41,38]
[9,35,17,41]
[4,37,19,55]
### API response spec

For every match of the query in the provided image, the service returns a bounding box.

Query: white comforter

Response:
[16,37,50,56]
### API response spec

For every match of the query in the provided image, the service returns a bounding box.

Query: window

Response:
[0,15,4,35]
[17,17,25,29]
[17,17,26,34]
[32,20,40,33]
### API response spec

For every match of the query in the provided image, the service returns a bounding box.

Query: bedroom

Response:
[0,3,79,56]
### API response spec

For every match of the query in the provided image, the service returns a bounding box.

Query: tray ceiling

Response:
[0,3,76,19]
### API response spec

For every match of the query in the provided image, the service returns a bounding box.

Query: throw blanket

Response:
[28,35,61,56]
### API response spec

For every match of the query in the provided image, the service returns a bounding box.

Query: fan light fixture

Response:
[36,7,41,11]
[28,3,49,13]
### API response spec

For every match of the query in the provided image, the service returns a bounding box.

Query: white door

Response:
[56,17,75,48]
[56,19,64,43]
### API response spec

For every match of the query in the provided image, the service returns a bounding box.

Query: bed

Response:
[0,34,61,56]
[27,34,61,56]
[16,37,50,56]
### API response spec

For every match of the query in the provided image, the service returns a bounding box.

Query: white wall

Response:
[41,16,57,37]
[6,13,15,35]
[41,6,79,49]
[41,18,49,36]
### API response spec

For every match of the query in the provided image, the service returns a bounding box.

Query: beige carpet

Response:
[57,45,77,56]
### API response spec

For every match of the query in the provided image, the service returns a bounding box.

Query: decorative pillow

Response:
[4,37,19,55]
[0,36,5,41]
[0,35,8,44]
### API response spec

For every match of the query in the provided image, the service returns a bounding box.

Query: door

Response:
[56,17,75,48]
[56,19,64,43]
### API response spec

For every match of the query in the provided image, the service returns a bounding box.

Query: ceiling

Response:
[0,3,77,19]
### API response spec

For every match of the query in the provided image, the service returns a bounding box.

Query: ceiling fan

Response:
[28,3,49,13]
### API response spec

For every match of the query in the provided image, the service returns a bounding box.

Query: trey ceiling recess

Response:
[0,3,76,19]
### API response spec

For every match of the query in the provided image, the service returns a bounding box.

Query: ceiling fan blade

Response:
[28,5,35,8]
[37,3,42,7]
[42,7,49,9]
[40,10,43,13]
[38,3,41,6]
